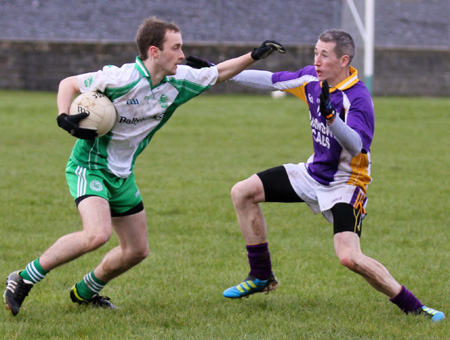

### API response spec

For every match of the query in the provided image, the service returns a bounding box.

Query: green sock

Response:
[20,258,49,284]
[76,270,107,300]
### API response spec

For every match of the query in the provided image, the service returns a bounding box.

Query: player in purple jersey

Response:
[187,29,444,321]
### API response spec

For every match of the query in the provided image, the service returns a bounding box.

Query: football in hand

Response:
[69,91,117,137]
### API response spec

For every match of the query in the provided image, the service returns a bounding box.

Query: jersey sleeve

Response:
[230,66,318,103]
[271,66,318,103]
[230,70,277,90]
[173,65,219,86]
[344,89,374,153]
[77,65,124,94]
[328,116,363,156]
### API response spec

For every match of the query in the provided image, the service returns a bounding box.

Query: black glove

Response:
[186,56,215,69]
[319,80,336,121]
[57,113,98,140]
[251,40,286,60]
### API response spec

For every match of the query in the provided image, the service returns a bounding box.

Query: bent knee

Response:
[85,232,111,251]
[337,252,361,272]
[138,245,150,261]
[124,245,149,264]
[230,181,246,203]
[339,256,356,270]
[231,175,264,205]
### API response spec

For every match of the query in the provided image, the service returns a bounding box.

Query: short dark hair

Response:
[136,17,180,60]
[318,29,355,64]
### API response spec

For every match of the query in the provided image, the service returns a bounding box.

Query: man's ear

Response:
[149,46,159,59]
[341,55,350,68]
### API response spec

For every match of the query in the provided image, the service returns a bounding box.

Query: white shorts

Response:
[283,162,367,223]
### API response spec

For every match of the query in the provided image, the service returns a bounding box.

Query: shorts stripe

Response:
[75,166,87,197]
[66,159,142,214]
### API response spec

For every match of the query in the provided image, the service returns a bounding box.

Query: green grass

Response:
[0,91,448,339]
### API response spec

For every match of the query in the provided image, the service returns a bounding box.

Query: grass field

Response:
[0,90,448,339]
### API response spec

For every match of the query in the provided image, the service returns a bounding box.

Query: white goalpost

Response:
[345,0,375,93]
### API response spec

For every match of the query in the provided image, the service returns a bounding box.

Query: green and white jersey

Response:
[71,57,219,178]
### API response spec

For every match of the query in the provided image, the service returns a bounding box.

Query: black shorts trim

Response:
[111,201,144,217]
[75,195,144,217]
[75,195,95,206]
[331,203,363,237]
[256,166,304,203]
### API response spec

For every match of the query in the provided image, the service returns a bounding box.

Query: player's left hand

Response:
[186,56,215,69]
[57,112,98,140]
[251,40,286,60]
[319,80,337,121]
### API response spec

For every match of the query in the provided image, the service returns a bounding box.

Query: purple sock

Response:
[247,242,272,280]
[390,285,423,313]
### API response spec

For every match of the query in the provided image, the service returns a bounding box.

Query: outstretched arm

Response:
[216,53,255,83]
[214,40,285,83]
[229,70,277,90]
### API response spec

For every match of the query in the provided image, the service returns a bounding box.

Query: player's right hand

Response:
[251,40,286,60]
[186,56,215,69]
[57,113,98,140]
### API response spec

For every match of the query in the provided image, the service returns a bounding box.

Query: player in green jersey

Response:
[4,17,285,316]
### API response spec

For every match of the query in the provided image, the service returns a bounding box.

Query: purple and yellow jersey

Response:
[231,65,374,193]
[272,65,374,193]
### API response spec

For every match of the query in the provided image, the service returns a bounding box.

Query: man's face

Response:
[157,30,185,75]
[314,40,346,86]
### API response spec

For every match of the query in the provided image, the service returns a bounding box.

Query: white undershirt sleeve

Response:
[328,116,363,157]
[229,70,277,91]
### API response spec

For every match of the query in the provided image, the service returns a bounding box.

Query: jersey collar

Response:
[135,56,168,88]
[330,66,359,92]
[135,56,150,77]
